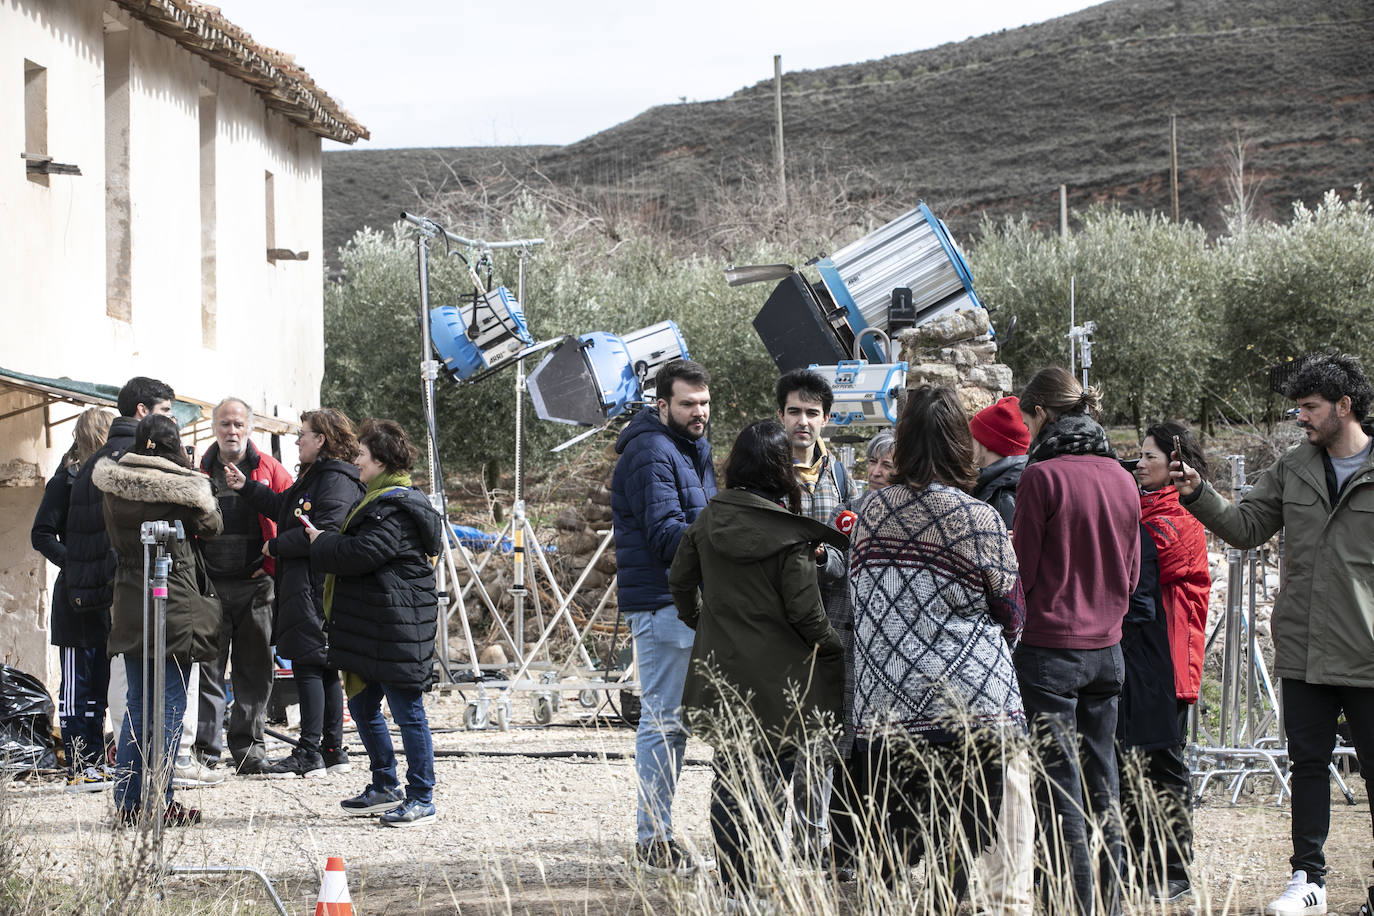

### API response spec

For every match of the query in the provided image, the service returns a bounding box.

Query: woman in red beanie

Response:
[970,396,1031,528]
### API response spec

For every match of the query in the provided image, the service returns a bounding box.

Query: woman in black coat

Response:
[225,408,363,777]
[31,407,115,788]
[304,419,443,827]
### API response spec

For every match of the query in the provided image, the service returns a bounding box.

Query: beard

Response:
[666,414,706,441]
[1300,414,1341,449]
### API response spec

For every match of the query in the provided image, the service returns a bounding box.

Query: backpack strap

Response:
[830,457,853,509]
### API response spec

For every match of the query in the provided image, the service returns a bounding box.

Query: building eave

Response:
[112,0,369,145]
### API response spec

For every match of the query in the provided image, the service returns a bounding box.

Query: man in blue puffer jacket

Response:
[611,359,716,876]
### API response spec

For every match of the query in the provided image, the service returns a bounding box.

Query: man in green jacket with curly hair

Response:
[1174,351,1374,916]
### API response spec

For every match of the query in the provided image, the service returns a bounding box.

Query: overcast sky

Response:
[214,0,1103,150]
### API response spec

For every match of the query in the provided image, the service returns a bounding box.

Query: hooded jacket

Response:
[1139,485,1210,702]
[668,489,847,751]
[312,486,445,690]
[199,440,293,578]
[1183,431,1374,687]
[94,453,223,663]
[239,457,364,666]
[612,406,716,613]
[64,415,138,612]
[973,454,1027,530]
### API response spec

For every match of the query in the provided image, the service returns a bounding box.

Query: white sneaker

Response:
[1265,870,1327,915]
[172,756,226,787]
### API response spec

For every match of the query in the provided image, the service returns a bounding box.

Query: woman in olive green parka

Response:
[668,419,847,893]
[95,414,221,825]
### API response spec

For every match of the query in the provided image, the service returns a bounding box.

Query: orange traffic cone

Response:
[314,855,353,915]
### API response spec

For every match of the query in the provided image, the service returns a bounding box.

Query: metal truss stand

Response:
[403,213,636,730]
[1189,456,1357,808]
[126,521,289,915]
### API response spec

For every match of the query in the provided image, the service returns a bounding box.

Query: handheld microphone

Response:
[834,509,857,536]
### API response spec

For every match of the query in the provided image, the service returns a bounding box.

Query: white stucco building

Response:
[1,0,366,690]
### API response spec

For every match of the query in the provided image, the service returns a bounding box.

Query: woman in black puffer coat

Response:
[305,419,443,827]
[225,408,363,777]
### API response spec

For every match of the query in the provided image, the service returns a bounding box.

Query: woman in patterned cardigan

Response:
[833,385,1026,901]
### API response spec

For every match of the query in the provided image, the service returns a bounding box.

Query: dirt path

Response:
[4,689,1371,914]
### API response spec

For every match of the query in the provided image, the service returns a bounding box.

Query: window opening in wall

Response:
[24,60,48,187]
[104,26,132,322]
[200,91,217,348]
[264,170,275,262]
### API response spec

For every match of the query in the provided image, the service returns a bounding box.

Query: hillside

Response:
[324,0,1373,263]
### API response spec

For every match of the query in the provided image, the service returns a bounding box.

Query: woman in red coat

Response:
[1129,421,1211,901]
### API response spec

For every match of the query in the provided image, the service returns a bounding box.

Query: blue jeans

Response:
[629,604,695,845]
[348,681,435,805]
[115,655,189,812]
[1014,643,1124,916]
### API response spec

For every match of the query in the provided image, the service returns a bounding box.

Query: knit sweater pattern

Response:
[850,483,1027,743]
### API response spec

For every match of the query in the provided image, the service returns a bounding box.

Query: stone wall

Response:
[895,307,1015,412]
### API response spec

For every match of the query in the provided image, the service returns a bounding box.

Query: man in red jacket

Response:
[195,398,294,775]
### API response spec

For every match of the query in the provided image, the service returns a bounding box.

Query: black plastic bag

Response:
[0,664,59,773]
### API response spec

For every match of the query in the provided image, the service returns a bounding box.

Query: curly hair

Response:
[1282,352,1374,421]
[358,418,418,474]
[776,369,834,415]
[301,408,360,463]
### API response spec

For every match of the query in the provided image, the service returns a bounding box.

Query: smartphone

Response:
[1172,435,1183,470]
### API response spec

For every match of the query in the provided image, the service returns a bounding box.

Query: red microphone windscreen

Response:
[834,509,857,536]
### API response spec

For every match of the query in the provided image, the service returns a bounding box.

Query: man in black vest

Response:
[195,398,295,776]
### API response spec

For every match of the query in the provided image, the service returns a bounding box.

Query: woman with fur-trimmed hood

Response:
[96,413,222,827]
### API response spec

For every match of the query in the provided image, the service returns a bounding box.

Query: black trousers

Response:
[1283,678,1374,882]
[830,736,1003,902]
[292,664,343,757]
[709,747,796,892]
[1120,703,1194,887]
[1015,643,1125,916]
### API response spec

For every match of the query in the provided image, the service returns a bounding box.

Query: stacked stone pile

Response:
[895,307,1014,412]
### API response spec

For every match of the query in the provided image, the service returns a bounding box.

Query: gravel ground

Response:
[4,685,1372,915]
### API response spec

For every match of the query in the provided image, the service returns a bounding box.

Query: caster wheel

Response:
[578,689,598,708]
[465,701,489,730]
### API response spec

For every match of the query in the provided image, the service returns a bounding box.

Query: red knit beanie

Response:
[970,396,1030,457]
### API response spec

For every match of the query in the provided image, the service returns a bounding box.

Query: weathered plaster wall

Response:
[2,0,328,692]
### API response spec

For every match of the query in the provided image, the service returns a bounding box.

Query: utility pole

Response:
[774,55,786,208]
[1170,113,1180,222]
[1059,184,1068,238]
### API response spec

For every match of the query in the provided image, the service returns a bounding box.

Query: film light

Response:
[430,286,533,382]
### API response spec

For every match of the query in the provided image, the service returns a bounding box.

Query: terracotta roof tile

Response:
[113,0,369,144]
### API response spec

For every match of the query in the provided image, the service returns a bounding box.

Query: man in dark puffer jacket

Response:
[308,419,444,828]
[611,359,716,874]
